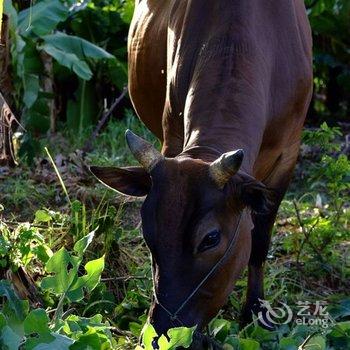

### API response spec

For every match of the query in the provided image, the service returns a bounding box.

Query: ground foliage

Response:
[0,120,349,349]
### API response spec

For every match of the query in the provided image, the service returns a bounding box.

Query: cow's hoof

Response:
[181,332,223,350]
[240,302,276,330]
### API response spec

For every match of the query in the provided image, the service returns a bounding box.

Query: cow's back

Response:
[128,0,313,166]
[128,1,169,140]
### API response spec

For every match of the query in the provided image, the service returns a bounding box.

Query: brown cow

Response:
[91,0,313,345]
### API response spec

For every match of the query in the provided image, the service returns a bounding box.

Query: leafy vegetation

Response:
[0,0,349,349]
[0,121,349,349]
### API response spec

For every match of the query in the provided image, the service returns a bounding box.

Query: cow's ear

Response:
[239,179,272,214]
[90,166,151,197]
[227,174,273,214]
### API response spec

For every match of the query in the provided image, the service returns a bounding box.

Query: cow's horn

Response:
[125,130,164,171]
[210,149,244,188]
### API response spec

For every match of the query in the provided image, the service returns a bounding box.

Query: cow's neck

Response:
[160,1,267,174]
[183,121,262,174]
[162,108,264,174]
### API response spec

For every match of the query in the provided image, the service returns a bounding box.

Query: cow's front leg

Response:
[240,210,278,327]
[240,151,299,327]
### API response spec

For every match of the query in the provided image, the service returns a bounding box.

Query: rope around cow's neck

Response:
[153,211,244,326]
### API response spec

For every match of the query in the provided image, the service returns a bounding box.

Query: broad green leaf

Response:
[41,247,79,294]
[41,44,92,81]
[73,231,95,257]
[142,324,158,350]
[35,210,52,223]
[279,337,298,350]
[24,309,50,335]
[0,325,22,350]
[4,0,18,32]
[303,335,326,350]
[158,334,170,350]
[0,312,6,330]
[69,330,108,350]
[120,0,135,24]
[33,333,74,350]
[168,327,196,349]
[1,300,29,337]
[18,0,68,37]
[41,31,115,80]
[33,245,53,264]
[42,32,114,61]
[210,319,231,342]
[0,280,26,321]
[66,256,105,302]
[328,299,350,319]
[239,338,260,350]
[329,321,350,337]
[23,74,39,108]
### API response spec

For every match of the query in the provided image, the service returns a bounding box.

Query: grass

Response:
[0,116,349,349]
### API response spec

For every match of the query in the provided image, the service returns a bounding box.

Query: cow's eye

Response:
[198,230,221,253]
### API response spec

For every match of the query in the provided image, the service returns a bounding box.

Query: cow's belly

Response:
[128,1,168,140]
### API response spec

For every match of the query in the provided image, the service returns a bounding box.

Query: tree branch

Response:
[83,87,128,153]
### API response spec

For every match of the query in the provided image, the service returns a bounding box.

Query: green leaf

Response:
[69,330,107,350]
[120,0,135,24]
[42,32,114,61]
[0,313,6,330]
[239,338,260,350]
[40,31,115,80]
[329,321,350,337]
[24,309,50,335]
[23,74,39,108]
[66,256,105,302]
[73,231,95,257]
[4,0,18,32]
[33,245,52,264]
[18,0,68,37]
[142,324,158,350]
[279,337,298,350]
[329,299,350,319]
[304,335,326,350]
[41,247,79,295]
[0,325,22,350]
[35,210,52,223]
[24,309,55,349]
[0,280,26,321]
[168,327,196,349]
[32,333,74,350]
[71,200,82,213]
[210,319,231,342]
[41,44,92,81]
[158,335,170,350]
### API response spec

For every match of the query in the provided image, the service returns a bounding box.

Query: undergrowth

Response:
[0,121,349,349]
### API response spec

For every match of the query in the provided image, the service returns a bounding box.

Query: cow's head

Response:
[91,130,270,336]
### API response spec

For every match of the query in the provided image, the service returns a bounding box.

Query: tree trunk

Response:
[0,14,17,167]
[0,93,17,167]
[40,51,56,133]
